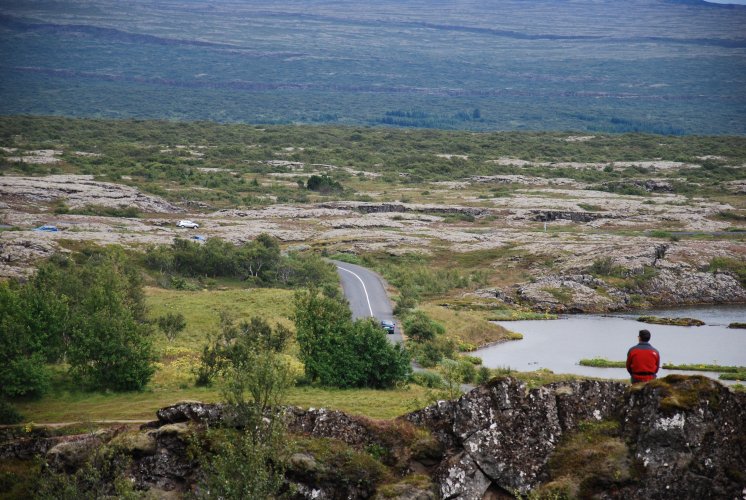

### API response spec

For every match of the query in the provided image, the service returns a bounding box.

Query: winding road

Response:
[333,260,403,345]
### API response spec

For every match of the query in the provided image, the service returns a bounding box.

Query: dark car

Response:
[380,320,395,334]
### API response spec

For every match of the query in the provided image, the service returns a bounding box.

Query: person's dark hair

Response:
[639,329,651,342]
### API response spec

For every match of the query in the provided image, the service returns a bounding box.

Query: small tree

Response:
[403,310,445,343]
[195,315,294,499]
[156,312,186,342]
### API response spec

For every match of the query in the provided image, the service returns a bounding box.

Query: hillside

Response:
[1,0,745,133]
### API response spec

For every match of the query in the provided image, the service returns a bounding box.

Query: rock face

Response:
[4,377,744,499]
[619,376,746,500]
[641,267,746,306]
[407,378,627,497]
[406,376,746,499]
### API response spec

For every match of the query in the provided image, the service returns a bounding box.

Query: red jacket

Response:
[626,342,660,383]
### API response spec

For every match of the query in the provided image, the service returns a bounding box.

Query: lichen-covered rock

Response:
[619,375,746,499]
[407,377,627,495]
[516,274,629,313]
[640,267,746,306]
[156,401,227,426]
[435,451,492,499]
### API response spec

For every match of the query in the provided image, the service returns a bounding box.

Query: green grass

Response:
[579,358,746,374]
[15,385,430,423]
[718,372,746,381]
[419,303,522,349]
[146,287,295,351]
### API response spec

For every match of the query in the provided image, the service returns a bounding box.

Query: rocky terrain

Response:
[2,170,744,312]
[2,375,744,498]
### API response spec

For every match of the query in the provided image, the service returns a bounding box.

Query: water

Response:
[475,305,746,382]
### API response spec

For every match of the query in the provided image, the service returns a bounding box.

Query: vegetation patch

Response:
[540,419,633,499]
[709,257,746,288]
[637,316,705,327]
[637,375,722,413]
[289,436,391,493]
[718,372,746,381]
[580,358,746,374]
[728,322,746,329]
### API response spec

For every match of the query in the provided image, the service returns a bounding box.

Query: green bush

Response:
[306,174,343,194]
[402,311,445,343]
[294,288,411,388]
[410,371,445,389]
[0,399,23,424]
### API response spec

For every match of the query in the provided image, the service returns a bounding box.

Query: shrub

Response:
[294,288,411,388]
[0,399,23,424]
[156,312,186,341]
[402,310,445,343]
[410,371,445,389]
[306,174,343,194]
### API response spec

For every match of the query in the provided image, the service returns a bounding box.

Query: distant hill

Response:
[0,0,744,134]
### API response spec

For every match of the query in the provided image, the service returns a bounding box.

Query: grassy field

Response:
[13,285,435,423]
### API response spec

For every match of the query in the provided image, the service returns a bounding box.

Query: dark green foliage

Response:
[195,314,293,499]
[0,399,23,424]
[402,311,445,343]
[410,336,457,368]
[144,234,338,288]
[155,311,186,341]
[34,447,137,499]
[0,249,155,395]
[195,314,292,387]
[410,371,445,389]
[294,288,411,388]
[306,174,343,194]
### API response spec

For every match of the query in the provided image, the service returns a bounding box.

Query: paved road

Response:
[332,260,403,345]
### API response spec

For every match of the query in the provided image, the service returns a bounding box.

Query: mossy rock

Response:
[110,431,157,457]
[727,322,746,329]
[642,375,723,412]
[637,316,704,327]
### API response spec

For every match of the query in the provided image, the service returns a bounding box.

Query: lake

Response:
[475,305,746,382]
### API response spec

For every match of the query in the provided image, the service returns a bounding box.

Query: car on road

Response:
[176,220,199,229]
[380,320,396,334]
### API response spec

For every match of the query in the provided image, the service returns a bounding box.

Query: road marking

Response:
[337,265,374,317]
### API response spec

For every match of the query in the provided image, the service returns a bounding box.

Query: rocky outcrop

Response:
[317,202,491,217]
[512,262,746,313]
[619,376,746,499]
[516,274,629,313]
[406,376,745,499]
[640,266,746,306]
[530,210,607,223]
[407,378,627,497]
[0,175,182,213]
[4,376,744,498]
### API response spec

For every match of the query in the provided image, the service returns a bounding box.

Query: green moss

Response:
[718,372,746,381]
[642,375,722,412]
[377,474,435,498]
[728,322,746,329]
[542,419,632,499]
[637,316,705,327]
[290,436,391,490]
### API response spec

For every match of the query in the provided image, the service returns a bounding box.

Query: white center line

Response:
[337,266,374,317]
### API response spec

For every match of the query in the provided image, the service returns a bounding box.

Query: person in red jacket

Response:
[626,329,660,383]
